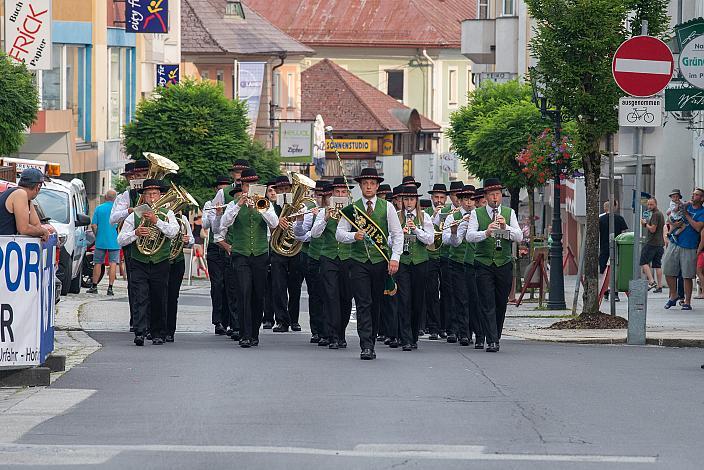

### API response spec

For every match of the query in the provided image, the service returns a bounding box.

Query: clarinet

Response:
[493,208,503,251]
[402,211,413,255]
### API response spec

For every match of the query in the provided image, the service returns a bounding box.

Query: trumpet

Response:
[241,184,270,212]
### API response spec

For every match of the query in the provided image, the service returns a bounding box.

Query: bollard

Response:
[627,279,648,345]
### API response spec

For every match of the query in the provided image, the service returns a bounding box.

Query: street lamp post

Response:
[531,71,567,310]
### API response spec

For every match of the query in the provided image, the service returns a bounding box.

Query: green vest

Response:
[447,210,467,264]
[349,199,388,264]
[130,209,172,264]
[464,240,476,265]
[318,217,351,261]
[474,206,513,267]
[424,207,440,260]
[225,201,269,257]
[399,212,429,265]
[438,205,456,259]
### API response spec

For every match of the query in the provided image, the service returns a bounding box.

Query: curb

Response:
[510,333,704,348]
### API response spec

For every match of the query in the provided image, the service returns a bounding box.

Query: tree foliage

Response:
[525,0,669,315]
[0,54,39,156]
[123,79,280,203]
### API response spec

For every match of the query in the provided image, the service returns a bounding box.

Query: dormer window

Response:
[225,1,245,19]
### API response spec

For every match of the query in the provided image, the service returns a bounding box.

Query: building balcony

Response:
[461,19,496,64]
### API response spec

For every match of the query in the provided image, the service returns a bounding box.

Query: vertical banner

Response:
[4,0,52,70]
[279,122,313,163]
[156,64,179,88]
[126,0,169,34]
[39,236,56,364]
[238,62,266,136]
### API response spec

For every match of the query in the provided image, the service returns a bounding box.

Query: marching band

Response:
[112,154,522,358]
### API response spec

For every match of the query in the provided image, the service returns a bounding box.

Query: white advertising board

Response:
[4,0,52,70]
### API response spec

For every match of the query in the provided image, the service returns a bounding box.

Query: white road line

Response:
[614,58,671,75]
[0,443,657,465]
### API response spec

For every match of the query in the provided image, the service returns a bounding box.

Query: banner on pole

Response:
[126,0,169,34]
[156,64,179,88]
[238,62,266,137]
[4,0,52,70]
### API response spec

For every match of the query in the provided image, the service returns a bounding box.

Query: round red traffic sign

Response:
[612,36,674,97]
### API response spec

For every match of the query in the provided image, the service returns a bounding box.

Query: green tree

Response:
[525,0,669,315]
[123,79,279,203]
[0,54,39,156]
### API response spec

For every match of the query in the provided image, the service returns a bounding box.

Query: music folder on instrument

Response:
[132,204,152,217]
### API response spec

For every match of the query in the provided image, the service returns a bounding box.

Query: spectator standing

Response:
[0,168,50,240]
[599,201,628,301]
[663,188,704,310]
[88,190,120,296]
[640,198,665,292]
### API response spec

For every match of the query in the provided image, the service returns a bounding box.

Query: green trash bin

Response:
[615,232,634,292]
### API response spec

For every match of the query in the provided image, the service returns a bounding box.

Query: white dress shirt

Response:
[442,207,472,247]
[309,210,330,239]
[117,210,180,247]
[335,196,404,262]
[181,215,195,248]
[465,204,523,243]
[432,203,456,227]
[293,211,316,239]
[214,199,279,243]
[400,208,435,245]
[110,190,131,225]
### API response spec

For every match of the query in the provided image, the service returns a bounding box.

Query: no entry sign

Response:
[612,36,674,97]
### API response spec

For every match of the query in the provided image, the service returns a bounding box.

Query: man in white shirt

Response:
[465,178,523,352]
[117,179,180,346]
[336,168,403,360]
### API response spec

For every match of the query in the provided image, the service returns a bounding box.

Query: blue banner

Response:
[39,235,56,365]
[126,0,169,34]
[238,62,266,136]
[156,64,179,88]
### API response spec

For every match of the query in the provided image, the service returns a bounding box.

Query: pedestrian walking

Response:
[639,198,665,293]
[88,190,120,295]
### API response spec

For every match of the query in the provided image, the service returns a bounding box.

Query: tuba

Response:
[168,185,200,261]
[136,152,180,206]
[270,172,317,257]
[136,185,189,256]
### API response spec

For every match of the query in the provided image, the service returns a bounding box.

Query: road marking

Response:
[0,443,657,465]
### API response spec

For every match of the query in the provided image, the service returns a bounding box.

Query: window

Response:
[478,0,489,19]
[201,69,210,80]
[107,47,134,139]
[448,68,458,105]
[393,134,402,154]
[386,70,404,101]
[35,189,69,224]
[502,0,515,16]
[216,69,224,83]
[272,72,281,107]
[287,73,295,108]
[225,1,245,18]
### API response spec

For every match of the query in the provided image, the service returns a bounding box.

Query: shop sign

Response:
[675,18,704,50]
[381,135,394,156]
[679,35,704,89]
[665,87,704,111]
[279,122,313,162]
[4,0,52,70]
[325,139,377,153]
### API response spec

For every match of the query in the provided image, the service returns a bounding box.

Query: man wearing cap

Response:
[465,178,523,352]
[424,184,448,340]
[202,176,233,336]
[336,168,403,360]
[117,179,180,346]
[396,184,434,351]
[216,168,279,348]
[0,168,50,240]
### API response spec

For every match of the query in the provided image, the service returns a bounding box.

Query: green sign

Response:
[665,87,704,111]
[675,18,704,49]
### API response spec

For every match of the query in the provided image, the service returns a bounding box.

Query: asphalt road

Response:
[3,328,704,469]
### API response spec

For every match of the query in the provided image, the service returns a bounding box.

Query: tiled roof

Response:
[182,0,314,56]
[302,59,441,133]
[242,0,474,48]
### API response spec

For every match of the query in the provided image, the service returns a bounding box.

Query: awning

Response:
[11,132,74,172]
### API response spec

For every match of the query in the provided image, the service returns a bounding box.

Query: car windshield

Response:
[35,189,70,224]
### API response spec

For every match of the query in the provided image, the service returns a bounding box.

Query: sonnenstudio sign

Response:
[325,139,378,153]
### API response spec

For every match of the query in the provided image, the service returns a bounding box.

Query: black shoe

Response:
[318,338,330,347]
[402,344,412,351]
[239,338,251,348]
[86,286,98,294]
[262,321,274,329]
[134,335,144,346]
[460,337,470,346]
[418,330,425,337]
[152,338,164,345]
[225,328,234,337]
[614,295,621,302]
[389,338,399,348]
[214,323,226,335]
[146,332,153,341]
[604,289,609,300]
[653,287,663,293]
[165,335,174,343]
[231,331,241,342]
[129,326,136,333]
[329,341,339,350]
[273,324,289,332]
[447,334,457,343]
[384,337,391,345]
[486,342,499,352]
[338,339,347,349]
[428,333,439,340]
[360,348,374,360]
[411,343,418,350]
[376,334,385,341]
[291,323,302,332]
[439,332,447,339]
[474,342,484,350]
[106,286,114,296]
[251,338,259,347]
[310,334,320,343]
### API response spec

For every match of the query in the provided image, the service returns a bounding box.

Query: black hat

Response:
[319,183,333,195]
[377,184,392,195]
[457,185,476,198]
[397,185,420,197]
[428,183,448,195]
[274,175,291,188]
[240,168,260,183]
[669,189,682,197]
[392,185,403,197]
[133,159,150,171]
[138,178,168,194]
[471,188,485,200]
[331,177,354,189]
[448,181,465,193]
[401,176,421,188]
[265,179,277,187]
[228,185,243,197]
[385,193,394,201]
[420,199,432,208]
[230,159,250,171]
[213,175,231,187]
[354,168,384,183]
[483,178,504,192]
[121,162,135,176]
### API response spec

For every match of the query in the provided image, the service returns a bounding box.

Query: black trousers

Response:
[231,253,268,341]
[448,260,469,338]
[349,260,387,351]
[302,253,324,336]
[224,252,239,331]
[439,257,451,332]
[271,252,304,326]
[381,287,398,339]
[263,256,274,324]
[166,258,185,335]
[475,262,513,344]
[124,245,135,327]
[396,261,428,346]
[130,258,170,339]
[465,264,482,343]
[207,246,230,326]
[424,257,441,334]
[319,256,352,342]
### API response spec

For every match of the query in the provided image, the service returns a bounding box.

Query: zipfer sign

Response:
[0,235,56,369]
[4,0,52,70]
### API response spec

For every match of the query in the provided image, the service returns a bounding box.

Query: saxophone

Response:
[270,172,317,257]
